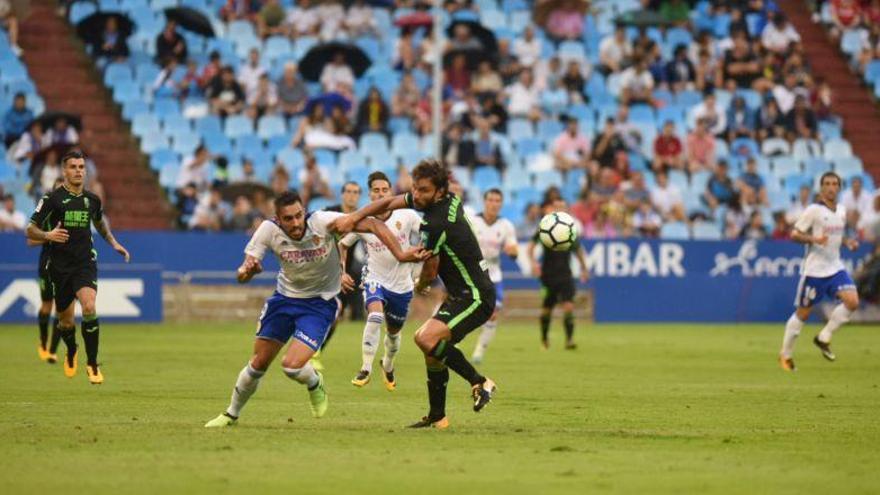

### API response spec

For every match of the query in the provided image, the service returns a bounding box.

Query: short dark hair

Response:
[820,171,841,187]
[367,171,390,189]
[411,158,448,192]
[341,180,361,193]
[61,149,85,166]
[274,190,302,210]
[483,188,503,200]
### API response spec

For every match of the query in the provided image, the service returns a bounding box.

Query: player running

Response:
[526,197,588,350]
[205,191,426,427]
[340,172,422,390]
[779,172,860,371]
[336,159,497,429]
[31,178,63,363]
[25,150,130,384]
[469,188,518,364]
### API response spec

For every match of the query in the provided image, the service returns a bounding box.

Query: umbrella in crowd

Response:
[75,12,134,47]
[164,7,215,37]
[445,19,498,53]
[442,48,495,71]
[32,111,82,131]
[305,92,353,114]
[298,42,372,81]
[394,11,433,29]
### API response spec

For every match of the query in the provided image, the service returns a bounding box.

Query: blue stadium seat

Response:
[359,133,389,154]
[771,156,801,179]
[256,115,286,139]
[313,149,337,168]
[195,115,223,136]
[69,1,97,24]
[266,135,289,156]
[388,117,412,134]
[834,157,864,177]
[141,130,171,154]
[224,115,254,138]
[112,81,141,103]
[507,119,534,140]
[234,134,264,157]
[515,137,543,157]
[162,114,192,135]
[692,221,721,240]
[172,131,200,155]
[277,147,304,170]
[660,222,690,240]
[202,131,232,156]
[338,150,367,171]
[391,132,420,157]
[150,148,179,172]
[473,167,501,192]
[803,158,832,177]
[533,170,563,190]
[823,139,853,160]
[122,100,150,121]
[791,138,822,159]
[818,121,842,141]
[537,120,564,141]
[104,63,133,87]
[132,114,160,137]
[153,98,181,119]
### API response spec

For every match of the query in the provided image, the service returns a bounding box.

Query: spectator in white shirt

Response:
[786,184,813,224]
[618,56,654,105]
[286,0,319,38]
[761,12,801,55]
[504,69,541,120]
[238,48,267,96]
[842,176,874,218]
[513,25,542,68]
[771,72,808,113]
[598,25,632,75]
[0,194,26,231]
[320,52,355,94]
[344,0,377,37]
[247,73,279,119]
[176,145,212,192]
[650,170,686,221]
[316,1,345,41]
[688,92,727,136]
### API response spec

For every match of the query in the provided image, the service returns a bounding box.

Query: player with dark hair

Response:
[26,150,130,384]
[205,190,426,427]
[31,178,64,364]
[335,159,497,429]
[780,172,861,371]
[526,198,588,350]
[340,171,422,389]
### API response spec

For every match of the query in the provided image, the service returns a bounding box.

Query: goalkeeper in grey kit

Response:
[526,197,589,350]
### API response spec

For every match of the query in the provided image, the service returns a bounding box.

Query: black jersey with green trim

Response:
[29,186,103,272]
[532,228,576,283]
[405,192,494,298]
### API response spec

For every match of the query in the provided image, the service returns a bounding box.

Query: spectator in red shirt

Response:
[830,0,862,43]
[445,53,471,98]
[652,120,684,172]
[771,211,790,240]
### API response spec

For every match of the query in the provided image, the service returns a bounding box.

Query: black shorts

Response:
[38,263,54,302]
[541,278,576,308]
[433,292,495,344]
[50,262,97,311]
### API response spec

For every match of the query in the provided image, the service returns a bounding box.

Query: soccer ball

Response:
[538,212,578,251]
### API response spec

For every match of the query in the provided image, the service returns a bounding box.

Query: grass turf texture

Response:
[1,321,879,494]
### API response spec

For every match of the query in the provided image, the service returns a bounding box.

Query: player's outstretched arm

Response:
[337,235,356,293]
[236,255,263,284]
[415,256,439,294]
[26,222,68,244]
[575,243,589,283]
[94,217,131,262]
[351,217,428,263]
[333,194,409,234]
[526,240,540,278]
[26,238,46,247]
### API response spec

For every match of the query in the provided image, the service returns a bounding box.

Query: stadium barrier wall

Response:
[0,233,872,323]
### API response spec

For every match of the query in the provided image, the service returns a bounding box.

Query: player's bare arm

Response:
[236,254,263,284]
[526,240,540,277]
[333,195,409,234]
[26,221,68,244]
[504,242,519,258]
[575,244,589,283]
[94,217,131,262]
[415,256,439,294]
[791,229,827,246]
[337,239,356,293]
[26,237,46,247]
[336,216,428,263]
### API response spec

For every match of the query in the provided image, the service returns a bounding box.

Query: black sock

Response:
[540,314,551,341]
[563,312,574,341]
[81,317,100,366]
[49,318,61,354]
[38,312,50,348]
[59,325,77,354]
[426,365,449,419]
[441,345,485,386]
[320,322,337,351]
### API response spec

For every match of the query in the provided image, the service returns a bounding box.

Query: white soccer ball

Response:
[538,211,578,251]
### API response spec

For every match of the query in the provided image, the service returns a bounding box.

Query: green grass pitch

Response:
[1,321,878,494]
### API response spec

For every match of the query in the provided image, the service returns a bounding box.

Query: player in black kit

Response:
[336,159,496,429]
[527,197,589,350]
[26,150,130,384]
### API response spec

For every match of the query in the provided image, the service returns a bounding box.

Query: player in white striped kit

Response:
[780,172,860,371]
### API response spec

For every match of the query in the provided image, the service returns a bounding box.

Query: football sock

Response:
[81,314,100,366]
[226,364,265,418]
[59,325,77,354]
[781,313,804,358]
[361,312,383,372]
[320,322,336,351]
[540,314,551,342]
[382,331,400,373]
[426,363,449,419]
[430,341,484,386]
[283,362,320,390]
[38,312,50,349]
[474,320,497,357]
[818,304,852,344]
[563,312,574,341]
[49,318,61,353]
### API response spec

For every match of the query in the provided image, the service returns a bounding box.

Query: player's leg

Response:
[408,355,450,429]
[560,279,577,349]
[379,289,412,391]
[280,298,339,418]
[37,297,53,361]
[353,298,384,387]
[52,271,79,378]
[540,285,556,349]
[780,276,816,371]
[75,286,103,384]
[472,283,503,363]
[814,282,860,361]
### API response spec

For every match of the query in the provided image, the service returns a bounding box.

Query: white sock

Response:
[283,362,320,389]
[473,320,498,358]
[781,313,805,358]
[818,304,852,344]
[361,312,383,372]
[226,364,265,418]
[382,332,401,372]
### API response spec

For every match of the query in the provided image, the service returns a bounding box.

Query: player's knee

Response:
[39,301,52,314]
[280,354,309,370]
[795,307,812,321]
[387,326,401,336]
[367,311,385,326]
[413,331,435,353]
[842,293,860,312]
[81,301,97,315]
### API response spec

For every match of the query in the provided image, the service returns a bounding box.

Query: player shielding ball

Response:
[469,188,518,364]
[779,172,860,371]
[205,191,425,427]
[340,172,422,390]
[26,150,130,384]
[336,159,497,429]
